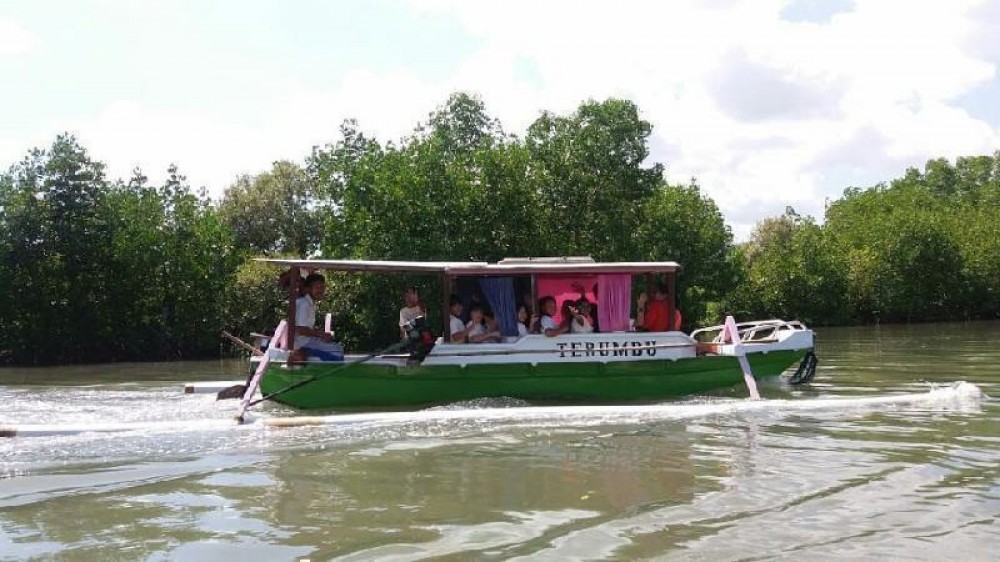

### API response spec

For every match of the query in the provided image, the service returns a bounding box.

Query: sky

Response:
[1,0,998,239]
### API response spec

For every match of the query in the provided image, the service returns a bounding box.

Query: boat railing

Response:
[690,319,808,344]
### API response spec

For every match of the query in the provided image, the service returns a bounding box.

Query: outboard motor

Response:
[402,316,435,360]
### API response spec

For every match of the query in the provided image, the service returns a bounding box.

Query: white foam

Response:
[258,381,985,429]
[1,382,984,438]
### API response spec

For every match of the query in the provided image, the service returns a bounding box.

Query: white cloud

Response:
[407,0,999,238]
[4,0,997,242]
[0,18,36,55]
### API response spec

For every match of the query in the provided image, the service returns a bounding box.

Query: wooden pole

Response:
[667,271,677,331]
[530,274,538,313]
[285,267,299,351]
[442,274,453,339]
[221,331,264,357]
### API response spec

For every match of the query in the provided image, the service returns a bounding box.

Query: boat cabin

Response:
[260,256,681,356]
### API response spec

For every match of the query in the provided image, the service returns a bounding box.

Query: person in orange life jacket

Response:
[635,283,682,332]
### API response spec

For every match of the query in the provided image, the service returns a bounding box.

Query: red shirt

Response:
[643,300,669,331]
[643,300,681,331]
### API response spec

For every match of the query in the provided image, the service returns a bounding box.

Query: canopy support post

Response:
[442,274,453,339]
[285,267,299,353]
[667,271,677,331]
[529,274,538,314]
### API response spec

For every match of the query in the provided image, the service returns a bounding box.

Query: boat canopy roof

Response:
[258,256,680,275]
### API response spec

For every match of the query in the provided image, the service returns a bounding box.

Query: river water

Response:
[1,322,998,561]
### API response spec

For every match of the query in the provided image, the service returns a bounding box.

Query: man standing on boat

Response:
[295,273,344,361]
[399,286,426,339]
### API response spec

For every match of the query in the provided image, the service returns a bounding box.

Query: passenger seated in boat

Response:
[516,304,530,337]
[467,305,502,343]
[448,295,472,343]
[295,273,344,361]
[571,281,599,332]
[635,283,682,332]
[399,286,426,340]
[482,309,504,343]
[569,301,595,334]
[537,296,569,337]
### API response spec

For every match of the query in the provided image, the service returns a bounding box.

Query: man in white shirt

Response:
[448,295,471,343]
[399,286,426,339]
[295,273,343,361]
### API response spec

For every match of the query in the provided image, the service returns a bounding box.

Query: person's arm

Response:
[449,319,471,343]
[544,324,567,337]
[529,314,540,333]
[635,292,648,331]
[297,325,332,340]
[542,315,568,337]
[486,320,503,342]
[467,322,490,343]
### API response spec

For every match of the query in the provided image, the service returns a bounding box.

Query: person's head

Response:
[404,286,420,307]
[539,296,556,316]
[517,304,528,323]
[561,299,576,315]
[469,305,484,323]
[577,301,591,315]
[654,282,668,300]
[483,308,495,322]
[303,273,326,300]
[449,295,463,316]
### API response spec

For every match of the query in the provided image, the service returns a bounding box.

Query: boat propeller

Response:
[787,351,818,385]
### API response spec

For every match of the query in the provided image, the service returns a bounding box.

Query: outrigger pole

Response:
[724,315,762,400]
[246,339,411,408]
[235,320,288,423]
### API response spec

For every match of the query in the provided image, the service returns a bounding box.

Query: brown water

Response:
[1,322,998,561]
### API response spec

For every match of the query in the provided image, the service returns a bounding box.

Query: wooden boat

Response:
[248,257,816,410]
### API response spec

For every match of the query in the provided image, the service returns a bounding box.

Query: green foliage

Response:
[0,136,114,363]
[636,180,737,326]
[219,161,321,257]
[220,259,288,343]
[0,137,240,364]
[307,93,732,348]
[739,152,1000,325]
[730,210,847,326]
[526,99,662,259]
[8,95,995,365]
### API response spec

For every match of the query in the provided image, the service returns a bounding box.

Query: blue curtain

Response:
[478,276,518,337]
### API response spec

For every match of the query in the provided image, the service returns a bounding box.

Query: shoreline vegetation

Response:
[1,93,998,366]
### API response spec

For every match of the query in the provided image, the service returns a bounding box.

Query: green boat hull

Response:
[258,349,809,410]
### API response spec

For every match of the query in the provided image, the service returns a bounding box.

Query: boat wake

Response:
[259,381,985,430]
[1,382,984,439]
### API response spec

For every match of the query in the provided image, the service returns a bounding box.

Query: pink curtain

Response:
[598,274,631,332]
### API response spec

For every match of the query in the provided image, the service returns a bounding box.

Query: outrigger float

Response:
[235,257,817,415]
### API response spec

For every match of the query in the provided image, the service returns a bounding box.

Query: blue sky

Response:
[1,0,997,239]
